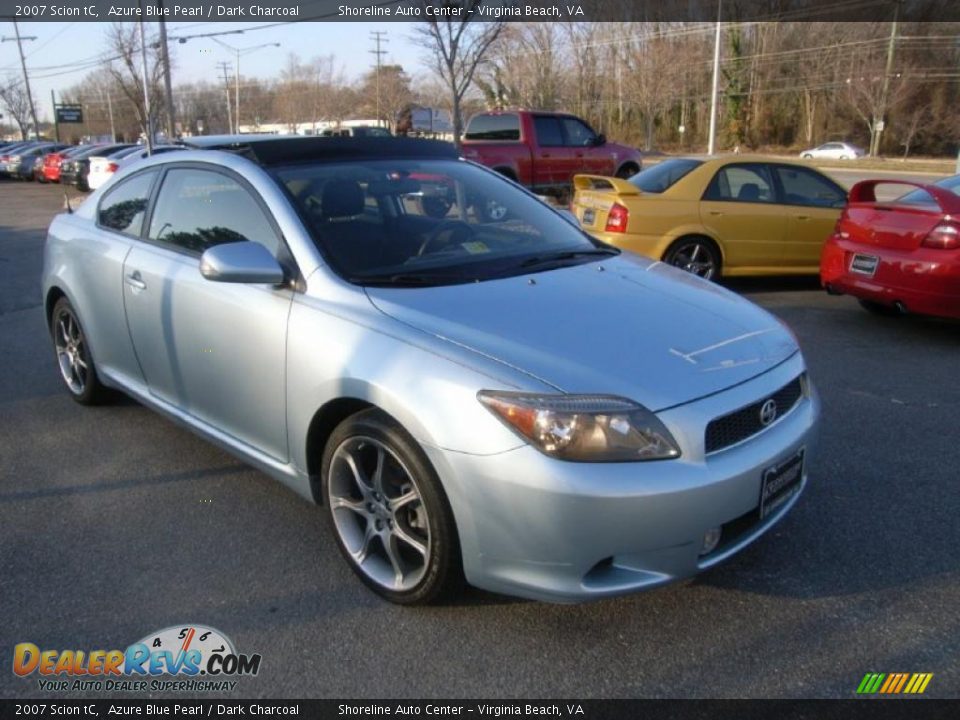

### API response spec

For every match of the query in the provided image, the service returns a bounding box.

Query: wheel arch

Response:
[44,285,69,331]
[305,396,376,503]
[615,161,641,178]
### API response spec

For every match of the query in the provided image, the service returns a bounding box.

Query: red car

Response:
[41,145,86,183]
[821,175,960,319]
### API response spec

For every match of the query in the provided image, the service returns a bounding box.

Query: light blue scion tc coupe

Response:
[42,136,819,604]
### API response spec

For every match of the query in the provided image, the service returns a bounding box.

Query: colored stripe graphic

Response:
[857,672,933,695]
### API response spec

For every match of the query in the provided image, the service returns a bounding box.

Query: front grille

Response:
[705,376,804,454]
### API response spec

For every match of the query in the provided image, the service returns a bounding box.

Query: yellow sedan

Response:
[571,156,847,279]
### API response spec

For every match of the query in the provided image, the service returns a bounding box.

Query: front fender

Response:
[285,289,542,477]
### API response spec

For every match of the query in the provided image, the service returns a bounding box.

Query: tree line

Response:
[2,18,957,158]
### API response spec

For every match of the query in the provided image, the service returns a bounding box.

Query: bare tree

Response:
[104,24,165,141]
[359,65,412,131]
[0,76,32,139]
[413,1,504,143]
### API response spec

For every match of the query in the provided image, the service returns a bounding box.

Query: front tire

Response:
[615,163,640,179]
[802,153,813,159]
[321,409,464,605]
[663,237,722,281]
[50,297,110,405]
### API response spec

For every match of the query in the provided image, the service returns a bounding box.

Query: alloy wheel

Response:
[667,241,718,280]
[327,436,431,592]
[54,307,89,395]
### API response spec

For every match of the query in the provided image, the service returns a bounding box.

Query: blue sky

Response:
[0,21,425,120]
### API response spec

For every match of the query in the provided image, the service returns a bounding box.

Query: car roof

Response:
[176,135,458,166]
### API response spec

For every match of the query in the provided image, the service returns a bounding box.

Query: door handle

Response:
[125,271,146,291]
[795,215,810,221]
[541,153,551,158]
[708,210,724,216]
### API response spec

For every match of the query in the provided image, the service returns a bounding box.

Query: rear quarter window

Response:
[97,171,157,237]
[464,114,520,141]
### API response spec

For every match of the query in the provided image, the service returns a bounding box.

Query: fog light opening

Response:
[700,527,722,556]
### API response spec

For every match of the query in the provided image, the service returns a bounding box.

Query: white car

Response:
[88,145,183,190]
[799,142,864,160]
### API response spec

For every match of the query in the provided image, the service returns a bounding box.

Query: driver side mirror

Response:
[592,134,607,147]
[200,242,285,285]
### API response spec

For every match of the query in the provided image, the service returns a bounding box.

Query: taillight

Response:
[605,203,629,233]
[106,163,119,173]
[921,221,960,250]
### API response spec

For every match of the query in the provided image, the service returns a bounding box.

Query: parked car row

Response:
[570,158,960,321]
[1,140,186,191]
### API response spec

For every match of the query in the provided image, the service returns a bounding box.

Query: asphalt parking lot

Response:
[1,174,957,700]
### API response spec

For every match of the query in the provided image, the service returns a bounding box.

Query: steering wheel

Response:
[417,220,476,256]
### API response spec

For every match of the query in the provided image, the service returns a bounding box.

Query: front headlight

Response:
[477,391,681,462]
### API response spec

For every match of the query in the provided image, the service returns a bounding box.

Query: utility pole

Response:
[1,22,40,139]
[157,2,177,139]
[369,31,388,128]
[873,1,900,157]
[137,13,153,154]
[216,61,234,133]
[707,0,723,156]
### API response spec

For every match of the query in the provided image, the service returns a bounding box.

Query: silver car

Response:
[41,137,819,604]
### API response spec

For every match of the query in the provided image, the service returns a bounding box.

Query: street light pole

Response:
[210,39,279,134]
[235,48,240,133]
[157,2,177,139]
[1,22,40,139]
[707,0,722,156]
[138,13,153,154]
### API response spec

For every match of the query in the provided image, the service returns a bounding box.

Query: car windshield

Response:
[896,175,960,205]
[628,158,702,193]
[275,158,611,286]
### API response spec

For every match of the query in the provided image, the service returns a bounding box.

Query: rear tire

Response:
[50,297,110,405]
[321,408,464,605]
[663,236,722,281]
[858,299,900,317]
[615,163,640,179]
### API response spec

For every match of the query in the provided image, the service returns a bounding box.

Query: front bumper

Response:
[424,353,818,603]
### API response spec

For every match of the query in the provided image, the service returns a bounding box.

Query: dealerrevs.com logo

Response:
[13,625,261,692]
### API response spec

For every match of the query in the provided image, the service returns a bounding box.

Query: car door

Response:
[772,164,846,269]
[122,165,293,461]
[562,116,608,176]
[69,170,159,389]
[699,163,787,271]
[531,115,576,189]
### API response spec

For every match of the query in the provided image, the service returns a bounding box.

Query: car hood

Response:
[365,253,798,411]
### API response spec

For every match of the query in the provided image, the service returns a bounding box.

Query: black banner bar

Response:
[0,700,959,720]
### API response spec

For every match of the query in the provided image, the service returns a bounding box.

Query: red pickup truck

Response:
[460,110,643,197]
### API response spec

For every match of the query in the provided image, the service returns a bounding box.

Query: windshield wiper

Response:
[350,271,477,287]
[518,247,620,270]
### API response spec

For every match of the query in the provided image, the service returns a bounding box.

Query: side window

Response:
[561,118,596,147]
[463,114,520,141]
[774,166,846,208]
[97,171,157,236]
[704,164,775,203]
[148,169,281,255]
[533,116,564,147]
